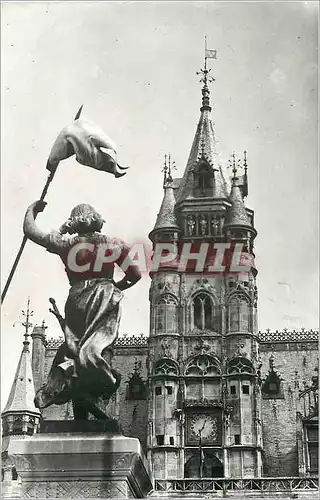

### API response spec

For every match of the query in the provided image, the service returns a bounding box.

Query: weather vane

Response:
[196,36,217,88]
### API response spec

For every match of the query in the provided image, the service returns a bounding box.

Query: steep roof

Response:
[225,179,251,227]
[2,336,39,416]
[176,94,230,202]
[151,180,180,234]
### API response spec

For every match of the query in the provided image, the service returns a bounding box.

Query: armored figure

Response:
[23,200,141,419]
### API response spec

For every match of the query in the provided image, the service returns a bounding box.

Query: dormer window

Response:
[194,164,212,196]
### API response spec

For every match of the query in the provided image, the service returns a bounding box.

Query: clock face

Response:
[187,413,219,445]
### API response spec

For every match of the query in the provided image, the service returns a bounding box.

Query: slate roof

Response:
[2,338,40,416]
[176,108,230,202]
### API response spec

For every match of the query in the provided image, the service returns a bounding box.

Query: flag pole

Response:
[1,105,83,304]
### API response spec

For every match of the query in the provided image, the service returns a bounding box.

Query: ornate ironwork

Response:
[154,477,319,492]
[184,398,223,408]
[259,329,318,342]
[46,334,149,350]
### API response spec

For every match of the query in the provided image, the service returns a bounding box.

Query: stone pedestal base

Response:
[7,432,152,498]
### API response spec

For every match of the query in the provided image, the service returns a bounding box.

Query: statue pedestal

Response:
[7,424,153,498]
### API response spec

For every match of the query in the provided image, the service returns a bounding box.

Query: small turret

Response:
[149,154,181,244]
[224,153,257,252]
[2,299,40,438]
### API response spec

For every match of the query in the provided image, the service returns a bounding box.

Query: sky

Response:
[1,1,318,407]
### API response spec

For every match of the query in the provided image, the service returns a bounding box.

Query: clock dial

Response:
[189,413,218,444]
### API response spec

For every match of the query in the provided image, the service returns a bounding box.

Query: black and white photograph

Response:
[1,1,318,499]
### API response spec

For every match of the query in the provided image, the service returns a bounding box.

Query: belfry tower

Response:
[148,54,262,480]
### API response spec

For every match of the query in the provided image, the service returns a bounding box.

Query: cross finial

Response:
[161,154,169,187]
[21,297,34,350]
[162,153,176,188]
[228,152,243,181]
[243,150,248,175]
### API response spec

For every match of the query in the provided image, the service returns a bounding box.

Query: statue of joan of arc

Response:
[23,200,141,419]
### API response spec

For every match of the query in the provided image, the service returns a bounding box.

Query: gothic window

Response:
[228,294,250,332]
[184,452,223,478]
[185,355,221,377]
[262,369,283,399]
[227,357,254,375]
[156,435,164,445]
[192,293,215,331]
[155,295,177,334]
[126,372,147,400]
[154,359,179,378]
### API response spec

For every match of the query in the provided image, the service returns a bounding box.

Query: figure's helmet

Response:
[60,203,105,235]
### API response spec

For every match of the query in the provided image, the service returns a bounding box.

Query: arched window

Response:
[155,295,177,334]
[192,294,214,331]
[184,452,223,478]
[228,294,250,332]
[154,359,179,378]
[185,355,221,376]
[262,371,282,397]
[126,372,147,400]
[227,357,254,375]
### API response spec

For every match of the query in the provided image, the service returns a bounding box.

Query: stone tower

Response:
[2,301,40,439]
[147,59,262,480]
[2,300,40,498]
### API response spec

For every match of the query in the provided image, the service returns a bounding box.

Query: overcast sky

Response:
[1,1,318,407]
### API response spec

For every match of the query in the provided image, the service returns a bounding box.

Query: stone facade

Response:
[30,328,318,482]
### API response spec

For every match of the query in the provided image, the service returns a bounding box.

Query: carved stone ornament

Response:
[193,338,212,355]
[187,215,196,236]
[160,339,173,359]
[190,277,216,295]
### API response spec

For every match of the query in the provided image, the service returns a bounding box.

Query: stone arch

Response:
[184,451,223,478]
[227,357,255,375]
[153,358,179,378]
[185,354,221,377]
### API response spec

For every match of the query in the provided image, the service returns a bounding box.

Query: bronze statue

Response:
[23,200,141,420]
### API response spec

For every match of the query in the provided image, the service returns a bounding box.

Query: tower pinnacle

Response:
[162,153,176,188]
[21,297,34,352]
[2,299,40,437]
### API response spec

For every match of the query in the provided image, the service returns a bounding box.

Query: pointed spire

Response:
[177,49,229,203]
[225,160,251,227]
[150,155,180,238]
[2,299,40,434]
